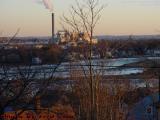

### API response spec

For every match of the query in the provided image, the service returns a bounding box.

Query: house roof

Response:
[127,92,159,120]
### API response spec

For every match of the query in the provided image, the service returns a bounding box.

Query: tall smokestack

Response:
[52,13,55,43]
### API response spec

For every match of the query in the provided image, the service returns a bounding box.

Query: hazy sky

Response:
[0,0,160,37]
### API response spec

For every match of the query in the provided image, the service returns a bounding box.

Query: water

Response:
[0,57,156,80]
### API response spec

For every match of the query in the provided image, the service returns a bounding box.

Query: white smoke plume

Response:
[34,0,53,11]
[42,0,53,11]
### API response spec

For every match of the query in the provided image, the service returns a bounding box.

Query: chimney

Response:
[52,13,54,42]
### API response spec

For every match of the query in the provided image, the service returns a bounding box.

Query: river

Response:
[0,57,159,80]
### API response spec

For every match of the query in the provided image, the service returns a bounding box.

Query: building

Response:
[57,30,71,44]
[57,31,98,46]
[3,93,75,120]
[32,57,42,65]
[127,93,159,120]
[80,32,98,44]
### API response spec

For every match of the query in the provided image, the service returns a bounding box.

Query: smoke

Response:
[42,0,53,11]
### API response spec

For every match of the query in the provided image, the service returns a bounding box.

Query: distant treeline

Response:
[98,39,160,49]
[0,45,63,64]
[95,39,160,58]
[0,38,160,64]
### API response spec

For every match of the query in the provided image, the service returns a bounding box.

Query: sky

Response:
[0,0,160,37]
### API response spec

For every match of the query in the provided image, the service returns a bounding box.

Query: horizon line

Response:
[1,34,160,38]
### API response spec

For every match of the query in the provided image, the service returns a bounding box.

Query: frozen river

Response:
[0,57,158,80]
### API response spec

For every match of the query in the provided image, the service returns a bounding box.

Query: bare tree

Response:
[62,0,105,120]
[0,32,68,120]
[62,1,149,120]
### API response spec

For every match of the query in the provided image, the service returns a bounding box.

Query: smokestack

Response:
[52,13,54,42]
